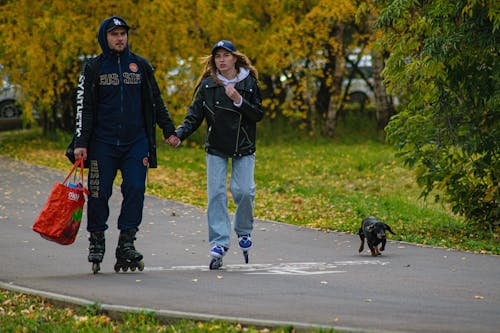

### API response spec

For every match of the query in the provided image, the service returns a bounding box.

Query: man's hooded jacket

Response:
[74,16,175,168]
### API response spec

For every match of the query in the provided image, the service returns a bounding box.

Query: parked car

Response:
[342,50,399,107]
[0,78,24,130]
[342,51,374,106]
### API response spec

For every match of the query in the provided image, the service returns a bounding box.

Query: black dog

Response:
[358,216,395,256]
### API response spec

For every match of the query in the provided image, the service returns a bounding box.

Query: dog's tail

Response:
[385,224,396,235]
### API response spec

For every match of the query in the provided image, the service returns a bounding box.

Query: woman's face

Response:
[214,49,237,73]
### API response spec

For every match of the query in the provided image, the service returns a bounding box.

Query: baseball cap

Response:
[212,40,236,54]
[106,17,130,32]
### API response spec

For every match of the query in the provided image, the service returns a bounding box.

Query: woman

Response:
[170,40,264,269]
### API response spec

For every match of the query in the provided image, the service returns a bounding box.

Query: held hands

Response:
[166,134,181,148]
[165,84,240,151]
[225,83,242,105]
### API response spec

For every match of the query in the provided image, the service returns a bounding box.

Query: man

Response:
[73,16,179,274]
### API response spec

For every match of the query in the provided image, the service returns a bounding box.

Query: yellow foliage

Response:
[0,0,380,127]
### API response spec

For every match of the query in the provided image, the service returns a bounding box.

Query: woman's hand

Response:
[225,83,242,105]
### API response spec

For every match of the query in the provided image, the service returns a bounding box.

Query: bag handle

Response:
[62,158,87,193]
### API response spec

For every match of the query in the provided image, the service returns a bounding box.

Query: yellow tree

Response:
[229,0,381,136]
[1,0,386,137]
[0,0,253,131]
[0,0,141,132]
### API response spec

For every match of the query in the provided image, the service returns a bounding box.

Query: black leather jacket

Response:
[175,74,264,157]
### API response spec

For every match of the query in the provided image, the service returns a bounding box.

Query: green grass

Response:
[0,290,312,333]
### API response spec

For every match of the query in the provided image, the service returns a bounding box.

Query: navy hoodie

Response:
[94,17,145,146]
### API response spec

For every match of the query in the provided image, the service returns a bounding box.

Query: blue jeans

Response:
[206,153,255,248]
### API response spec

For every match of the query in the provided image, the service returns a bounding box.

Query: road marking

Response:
[145,260,389,275]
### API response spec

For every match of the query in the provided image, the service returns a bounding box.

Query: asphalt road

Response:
[1,156,499,333]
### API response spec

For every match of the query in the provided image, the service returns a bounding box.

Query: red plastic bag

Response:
[33,158,89,245]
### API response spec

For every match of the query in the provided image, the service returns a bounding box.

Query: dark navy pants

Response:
[86,136,149,232]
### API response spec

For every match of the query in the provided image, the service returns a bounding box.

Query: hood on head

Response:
[98,16,130,55]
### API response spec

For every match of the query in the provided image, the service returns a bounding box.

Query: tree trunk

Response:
[371,50,394,129]
[325,24,345,138]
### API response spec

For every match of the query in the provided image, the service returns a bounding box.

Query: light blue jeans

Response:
[206,153,255,248]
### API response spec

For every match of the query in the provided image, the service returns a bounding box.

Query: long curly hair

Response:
[194,50,259,91]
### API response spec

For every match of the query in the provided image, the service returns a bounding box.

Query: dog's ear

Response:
[384,224,395,234]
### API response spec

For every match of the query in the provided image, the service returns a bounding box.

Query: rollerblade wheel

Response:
[114,263,122,273]
[137,260,145,271]
[209,257,223,270]
[243,251,249,264]
[92,262,100,274]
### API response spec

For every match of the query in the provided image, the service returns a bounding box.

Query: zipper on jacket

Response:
[241,126,250,144]
[217,105,242,154]
[203,101,215,117]
[117,54,123,146]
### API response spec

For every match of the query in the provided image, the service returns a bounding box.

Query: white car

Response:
[342,50,399,107]
[342,51,374,106]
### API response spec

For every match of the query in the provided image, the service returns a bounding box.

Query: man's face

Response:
[107,27,128,53]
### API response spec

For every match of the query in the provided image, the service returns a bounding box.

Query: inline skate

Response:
[238,234,252,264]
[88,231,105,274]
[114,229,144,272]
[209,245,228,270]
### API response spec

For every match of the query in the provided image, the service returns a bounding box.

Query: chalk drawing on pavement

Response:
[145,260,389,275]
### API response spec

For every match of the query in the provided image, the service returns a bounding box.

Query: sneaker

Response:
[210,245,228,258]
[238,234,252,250]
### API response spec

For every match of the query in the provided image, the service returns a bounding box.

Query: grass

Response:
[0,112,498,331]
[0,290,310,332]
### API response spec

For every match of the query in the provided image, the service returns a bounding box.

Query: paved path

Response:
[1,156,499,333]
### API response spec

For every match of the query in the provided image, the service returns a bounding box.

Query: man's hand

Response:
[74,147,87,161]
[165,135,180,148]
